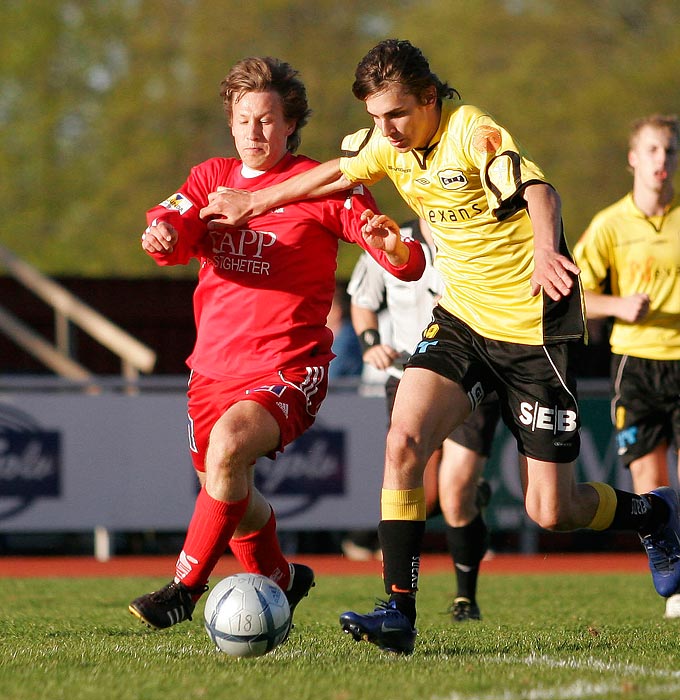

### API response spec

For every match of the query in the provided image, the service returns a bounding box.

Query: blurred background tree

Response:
[1,0,678,278]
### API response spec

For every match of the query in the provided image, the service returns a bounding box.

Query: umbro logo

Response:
[415,177,430,185]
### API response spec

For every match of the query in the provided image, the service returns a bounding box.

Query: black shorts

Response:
[385,374,500,457]
[405,306,582,463]
[611,355,680,467]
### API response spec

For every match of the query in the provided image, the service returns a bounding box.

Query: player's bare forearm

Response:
[582,290,612,319]
[584,289,650,322]
[525,184,579,300]
[350,304,380,337]
[200,159,349,226]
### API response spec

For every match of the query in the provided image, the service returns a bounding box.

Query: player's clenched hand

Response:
[200,187,253,227]
[617,293,650,323]
[360,210,401,253]
[141,221,178,253]
[530,247,580,301]
[363,344,399,371]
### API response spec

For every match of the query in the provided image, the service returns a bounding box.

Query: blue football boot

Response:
[339,600,416,654]
[640,487,680,597]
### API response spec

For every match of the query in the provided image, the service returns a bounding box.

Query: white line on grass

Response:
[440,681,680,700]
[434,653,680,700]
[515,652,680,679]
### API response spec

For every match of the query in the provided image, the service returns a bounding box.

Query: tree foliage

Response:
[1,0,679,278]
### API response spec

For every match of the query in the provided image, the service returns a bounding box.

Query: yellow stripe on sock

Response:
[585,481,617,531]
[381,487,426,521]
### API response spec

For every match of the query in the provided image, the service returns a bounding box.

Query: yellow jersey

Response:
[574,193,680,360]
[339,101,584,345]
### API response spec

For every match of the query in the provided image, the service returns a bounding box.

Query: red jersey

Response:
[145,153,424,380]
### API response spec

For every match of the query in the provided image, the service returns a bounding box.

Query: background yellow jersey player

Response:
[574,114,680,619]
[574,116,680,362]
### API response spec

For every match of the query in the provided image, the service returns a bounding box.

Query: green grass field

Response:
[1,571,678,700]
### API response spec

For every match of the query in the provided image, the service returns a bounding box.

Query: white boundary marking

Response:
[433,653,680,699]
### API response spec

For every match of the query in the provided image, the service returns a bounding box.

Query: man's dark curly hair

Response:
[352,39,459,105]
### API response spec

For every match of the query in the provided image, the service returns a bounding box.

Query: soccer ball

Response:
[204,573,291,657]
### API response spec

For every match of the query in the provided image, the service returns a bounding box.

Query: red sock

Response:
[175,487,249,594]
[229,509,291,590]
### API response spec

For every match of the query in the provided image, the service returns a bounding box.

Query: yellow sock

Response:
[585,482,617,531]
[381,487,426,521]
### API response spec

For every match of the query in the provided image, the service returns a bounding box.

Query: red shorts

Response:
[186,367,329,471]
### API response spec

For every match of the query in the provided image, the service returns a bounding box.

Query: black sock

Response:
[609,489,670,535]
[378,519,425,625]
[445,514,488,603]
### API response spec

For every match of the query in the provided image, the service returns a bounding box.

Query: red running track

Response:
[0,552,649,578]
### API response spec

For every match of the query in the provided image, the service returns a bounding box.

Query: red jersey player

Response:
[128,56,424,635]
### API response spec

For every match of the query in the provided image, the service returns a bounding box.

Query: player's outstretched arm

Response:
[525,183,580,300]
[200,158,350,226]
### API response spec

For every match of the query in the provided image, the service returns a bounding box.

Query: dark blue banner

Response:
[255,428,345,498]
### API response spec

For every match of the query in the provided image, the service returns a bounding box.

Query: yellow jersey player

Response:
[201,40,680,654]
[574,114,680,618]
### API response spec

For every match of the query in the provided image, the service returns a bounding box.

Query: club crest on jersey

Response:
[160,192,193,215]
[437,170,467,190]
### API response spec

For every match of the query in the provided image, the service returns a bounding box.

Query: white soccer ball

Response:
[204,573,291,657]
[665,593,680,619]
